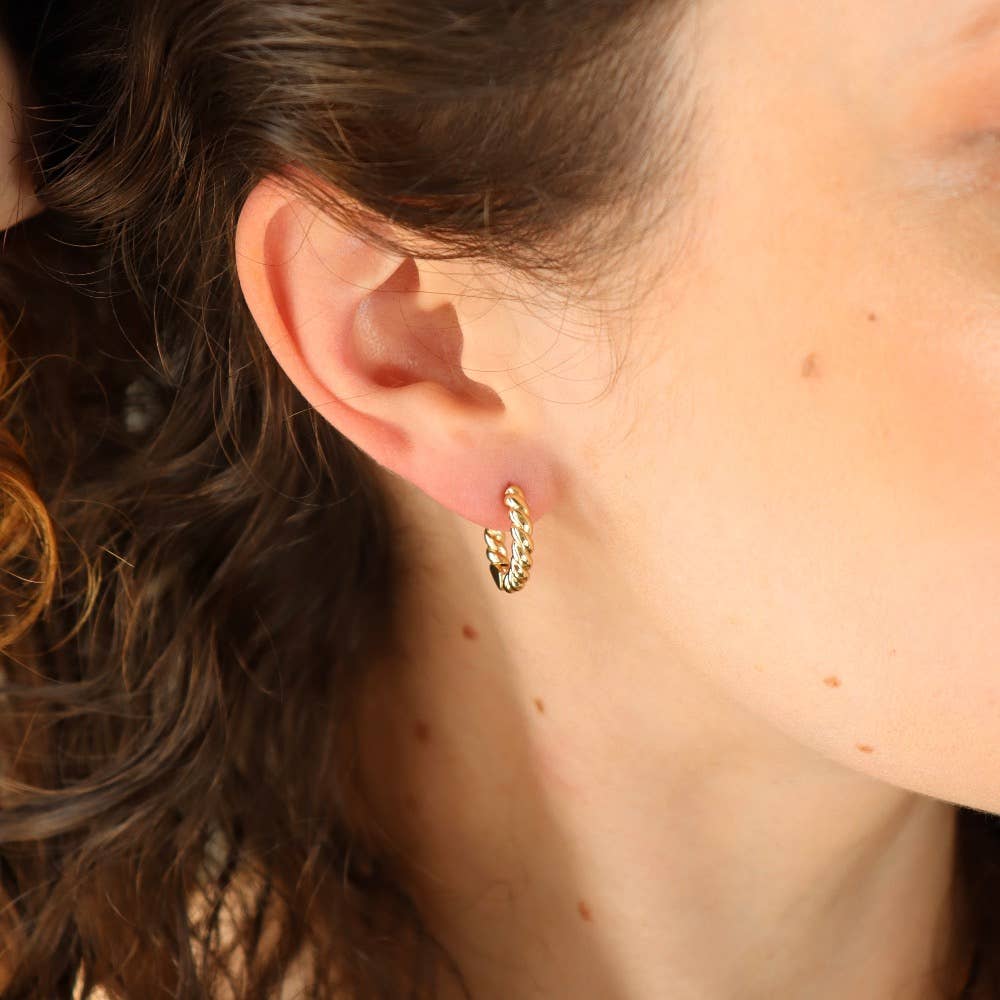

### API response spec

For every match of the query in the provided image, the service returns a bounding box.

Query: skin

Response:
[0,37,39,230]
[233,0,1000,997]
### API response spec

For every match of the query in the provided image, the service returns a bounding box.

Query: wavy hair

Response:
[0,1,994,997]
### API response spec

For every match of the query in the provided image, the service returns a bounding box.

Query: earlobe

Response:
[233,173,560,528]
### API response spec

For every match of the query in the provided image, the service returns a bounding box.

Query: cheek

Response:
[621,192,1000,813]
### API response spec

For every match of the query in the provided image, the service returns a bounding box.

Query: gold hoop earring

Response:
[484,484,533,593]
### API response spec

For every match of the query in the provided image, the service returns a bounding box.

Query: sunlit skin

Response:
[238,0,1000,997]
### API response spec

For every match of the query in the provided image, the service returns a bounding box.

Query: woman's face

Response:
[6,0,995,813]
[532,0,1000,810]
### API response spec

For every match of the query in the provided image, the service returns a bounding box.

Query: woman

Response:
[0,0,996,997]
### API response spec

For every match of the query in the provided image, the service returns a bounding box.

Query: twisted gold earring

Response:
[484,484,533,593]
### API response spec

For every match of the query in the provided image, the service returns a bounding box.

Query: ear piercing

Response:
[483,484,533,593]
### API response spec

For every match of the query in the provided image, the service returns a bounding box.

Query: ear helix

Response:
[483,484,533,593]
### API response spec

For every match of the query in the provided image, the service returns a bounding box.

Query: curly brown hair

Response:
[0,1,994,998]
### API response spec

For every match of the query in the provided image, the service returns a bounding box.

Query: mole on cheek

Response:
[856,743,875,754]
[533,697,545,714]
[867,312,878,322]
[461,624,479,640]
[800,352,820,378]
[823,675,842,688]
[577,900,593,922]
[414,721,431,743]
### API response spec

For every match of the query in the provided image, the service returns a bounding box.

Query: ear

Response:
[234,174,559,528]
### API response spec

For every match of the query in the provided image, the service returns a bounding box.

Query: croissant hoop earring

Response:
[484,484,533,593]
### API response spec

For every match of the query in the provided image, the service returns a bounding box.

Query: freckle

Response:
[533,697,545,714]
[823,675,842,688]
[414,721,431,743]
[461,624,478,640]
[888,648,896,656]
[753,663,766,673]
[577,900,593,922]
[800,352,819,377]
[856,743,875,754]
[868,312,878,322]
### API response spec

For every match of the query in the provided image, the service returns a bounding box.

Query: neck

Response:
[354,473,965,999]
